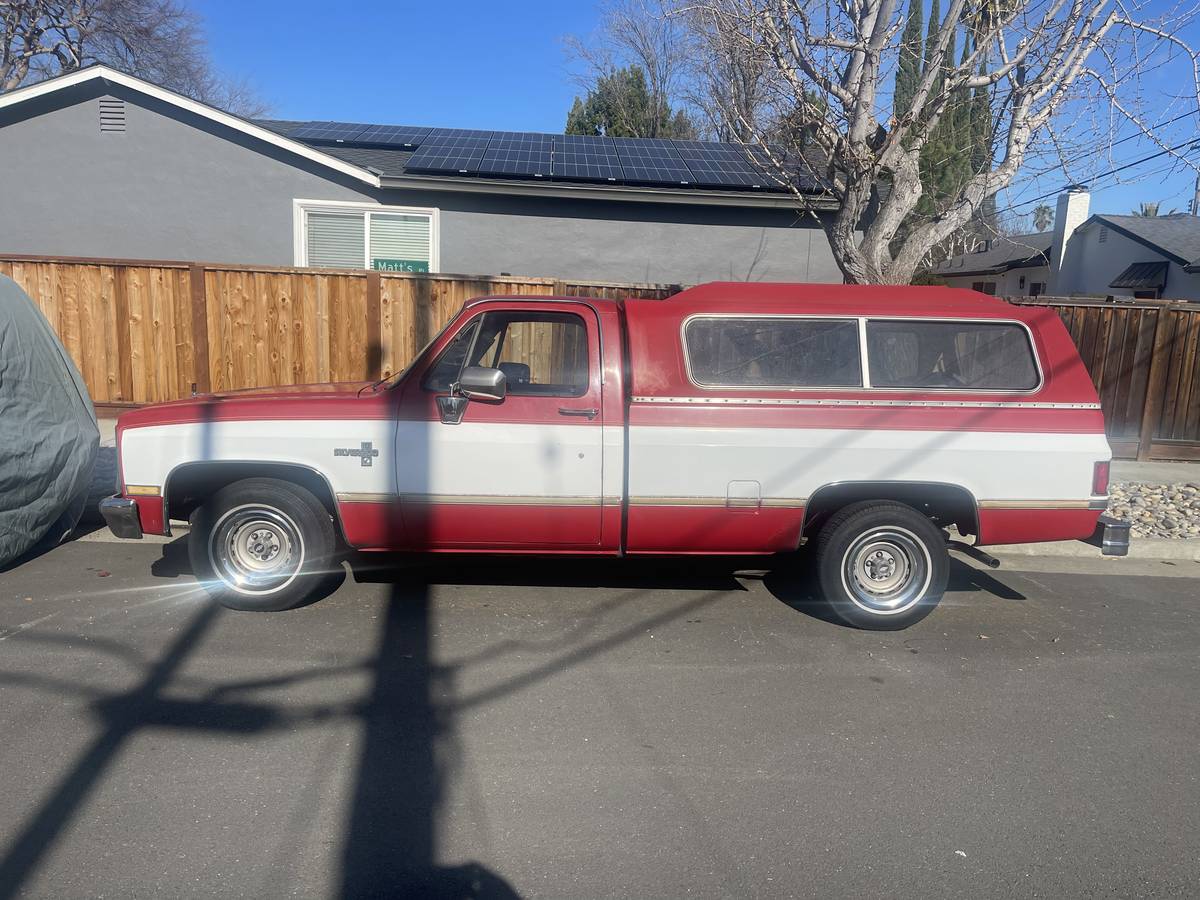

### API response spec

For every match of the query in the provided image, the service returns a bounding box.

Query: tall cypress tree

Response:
[894,0,924,122]
[923,0,942,84]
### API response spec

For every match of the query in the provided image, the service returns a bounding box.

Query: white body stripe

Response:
[121,420,400,496]
[627,426,1110,504]
[120,420,612,502]
[119,419,1110,511]
[393,422,605,499]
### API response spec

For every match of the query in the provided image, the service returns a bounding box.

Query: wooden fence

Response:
[1009,296,1200,461]
[0,255,676,409]
[2,254,1197,460]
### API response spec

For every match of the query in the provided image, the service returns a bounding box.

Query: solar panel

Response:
[351,124,432,148]
[404,129,495,174]
[610,137,694,185]
[746,145,827,192]
[673,141,767,189]
[551,135,624,182]
[289,121,372,143]
[477,132,553,178]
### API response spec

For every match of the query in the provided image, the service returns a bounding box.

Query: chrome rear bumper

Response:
[99,496,143,540]
[1089,515,1130,557]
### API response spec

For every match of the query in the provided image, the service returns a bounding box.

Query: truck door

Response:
[395,302,605,548]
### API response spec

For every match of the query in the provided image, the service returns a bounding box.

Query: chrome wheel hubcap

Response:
[841,527,931,616]
[209,505,304,596]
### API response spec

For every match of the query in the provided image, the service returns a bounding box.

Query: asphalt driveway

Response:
[0,539,1197,898]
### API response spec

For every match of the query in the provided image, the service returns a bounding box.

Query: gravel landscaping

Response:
[1107,482,1200,539]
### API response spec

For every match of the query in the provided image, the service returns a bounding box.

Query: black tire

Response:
[814,501,948,630]
[188,477,337,611]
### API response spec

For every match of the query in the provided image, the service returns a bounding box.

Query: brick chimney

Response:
[1049,186,1090,294]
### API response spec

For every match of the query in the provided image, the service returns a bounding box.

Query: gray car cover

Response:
[0,274,99,566]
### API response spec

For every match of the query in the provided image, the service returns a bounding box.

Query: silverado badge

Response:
[334,441,380,467]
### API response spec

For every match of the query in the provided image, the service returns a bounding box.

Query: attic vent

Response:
[1098,227,1108,243]
[99,98,126,133]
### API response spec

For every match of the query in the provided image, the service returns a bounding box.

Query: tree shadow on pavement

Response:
[0,580,519,898]
[0,549,745,898]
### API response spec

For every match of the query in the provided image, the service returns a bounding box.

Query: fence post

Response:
[189,264,212,394]
[113,265,135,402]
[1136,305,1174,460]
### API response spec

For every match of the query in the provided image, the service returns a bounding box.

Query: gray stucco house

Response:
[0,65,843,285]
[934,187,1200,301]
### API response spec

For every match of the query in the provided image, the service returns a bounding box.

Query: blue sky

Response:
[192,0,1196,217]
[192,0,595,133]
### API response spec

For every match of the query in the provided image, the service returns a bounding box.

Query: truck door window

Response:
[866,320,1040,390]
[684,317,862,387]
[422,311,589,397]
[475,311,589,397]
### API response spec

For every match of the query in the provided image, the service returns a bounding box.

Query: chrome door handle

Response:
[558,407,599,420]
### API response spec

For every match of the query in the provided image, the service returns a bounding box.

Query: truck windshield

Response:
[364,315,463,393]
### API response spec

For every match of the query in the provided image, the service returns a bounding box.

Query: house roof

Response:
[1085,213,1200,270]
[0,65,835,210]
[0,65,379,187]
[931,232,1052,277]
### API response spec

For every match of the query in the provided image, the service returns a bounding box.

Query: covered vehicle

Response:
[0,274,99,567]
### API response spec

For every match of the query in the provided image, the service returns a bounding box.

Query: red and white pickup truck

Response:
[101,283,1127,629]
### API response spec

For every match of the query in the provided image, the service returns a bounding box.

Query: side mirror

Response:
[457,366,507,402]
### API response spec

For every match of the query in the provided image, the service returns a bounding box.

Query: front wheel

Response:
[188,477,337,611]
[814,501,948,630]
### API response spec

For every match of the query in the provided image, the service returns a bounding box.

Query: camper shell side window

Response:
[678,312,1043,394]
[865,319,1041,392]
[682,316,863,388]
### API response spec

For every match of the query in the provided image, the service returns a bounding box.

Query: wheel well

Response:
[801,482,978,539]
[164,462,343,538]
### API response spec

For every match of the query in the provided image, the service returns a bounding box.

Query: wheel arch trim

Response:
[162,459,349,542]
[800,480,981,537]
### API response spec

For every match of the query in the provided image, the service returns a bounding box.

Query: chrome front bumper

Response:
[99,496,143,540]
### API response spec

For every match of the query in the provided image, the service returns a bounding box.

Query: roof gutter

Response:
[378,173,839,210]
[933,256,1049,279]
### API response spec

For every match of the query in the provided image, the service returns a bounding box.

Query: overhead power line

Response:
[1006,137,1200,211]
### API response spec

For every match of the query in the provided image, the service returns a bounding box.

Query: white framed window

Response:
[293,199,440,272]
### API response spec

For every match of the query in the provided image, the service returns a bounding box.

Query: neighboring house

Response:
[932,232,1051,296]
[0,65,843,285]
[935,187,1200,301]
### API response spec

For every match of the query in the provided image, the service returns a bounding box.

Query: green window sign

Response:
[372,258,429,273]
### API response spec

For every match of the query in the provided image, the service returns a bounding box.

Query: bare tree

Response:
[565,0,697,138]
[682,0,1200,284]
[1,0,268,116]
[567,0,774,141]
[678,0,771,140]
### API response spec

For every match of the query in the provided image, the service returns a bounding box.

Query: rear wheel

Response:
[814,501,948,630]
[188,477,336,611]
